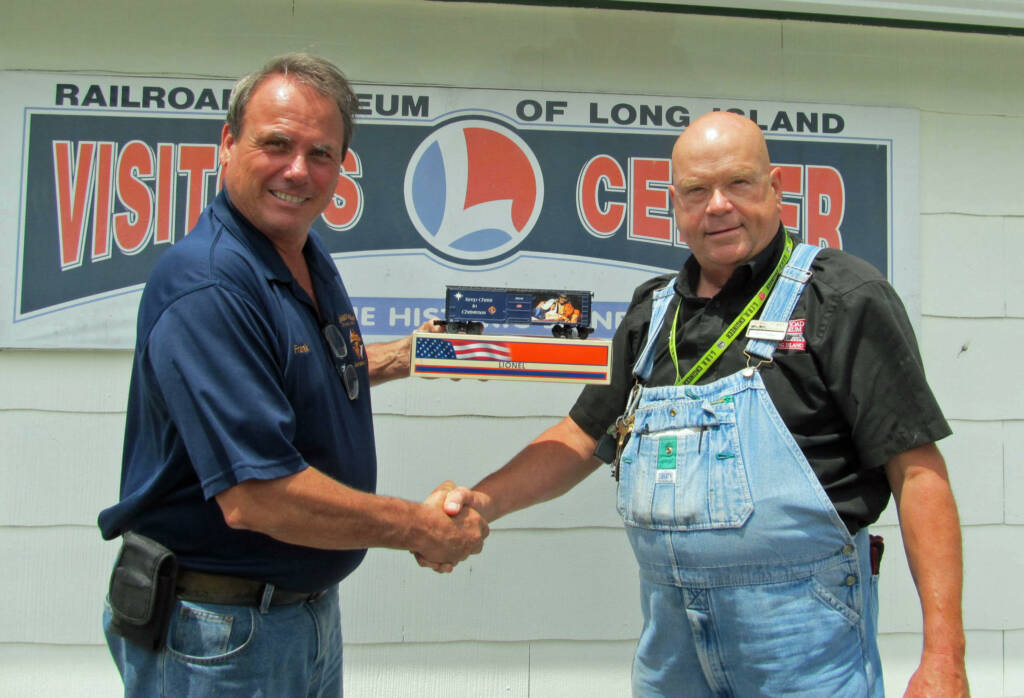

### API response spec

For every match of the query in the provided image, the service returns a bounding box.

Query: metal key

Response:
[610,413,635,481]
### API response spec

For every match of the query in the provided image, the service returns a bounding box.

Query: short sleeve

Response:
[143,284,307,498]
[816,277,951,469]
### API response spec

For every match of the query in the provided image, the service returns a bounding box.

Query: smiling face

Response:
[219,74,344,248]
[670,112,783,290]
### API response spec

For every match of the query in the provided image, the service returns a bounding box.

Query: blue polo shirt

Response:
[98,191,376,592]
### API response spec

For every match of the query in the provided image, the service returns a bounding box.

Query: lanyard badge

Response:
[669,235,793,386]
[609,237,794,481]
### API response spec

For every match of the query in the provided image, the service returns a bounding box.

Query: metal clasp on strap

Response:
[742,351,773,378]
[623,380,643,416]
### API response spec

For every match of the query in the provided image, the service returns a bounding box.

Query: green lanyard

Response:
[669,235,793,386]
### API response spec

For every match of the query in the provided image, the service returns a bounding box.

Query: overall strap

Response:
[744,242,822,362]
[632,283,676,383]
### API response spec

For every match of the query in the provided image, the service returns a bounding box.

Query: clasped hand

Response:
[413,481,488,573]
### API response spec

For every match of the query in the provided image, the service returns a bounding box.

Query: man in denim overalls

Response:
[430,112,967,696]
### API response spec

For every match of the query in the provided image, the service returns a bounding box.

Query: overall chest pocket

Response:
[616,396,753,531]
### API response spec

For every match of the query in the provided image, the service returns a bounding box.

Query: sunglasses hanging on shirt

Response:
[322,324,360,401]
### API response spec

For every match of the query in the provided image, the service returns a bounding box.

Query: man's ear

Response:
[768,166,783,206]
[218,123,234,170]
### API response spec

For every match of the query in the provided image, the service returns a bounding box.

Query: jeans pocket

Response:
[618,400,753,530]
[166,601,256,665]
[810,564,862,627]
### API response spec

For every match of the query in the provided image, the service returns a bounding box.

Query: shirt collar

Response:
[674,224,789,300]
[210,190,330,284]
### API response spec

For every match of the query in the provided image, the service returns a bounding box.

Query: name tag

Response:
[746,320,789,341]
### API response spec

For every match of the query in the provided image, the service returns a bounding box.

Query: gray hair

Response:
[226,53,357,157]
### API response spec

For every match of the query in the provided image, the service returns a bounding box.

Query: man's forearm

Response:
[366,335,413,386]
[886,443,968,694]
[216,467,487,563]
[471,416,602,522]
[903,484,965,655]
[366,319,443,386]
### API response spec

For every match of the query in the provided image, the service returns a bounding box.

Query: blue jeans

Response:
[104,586,342,697]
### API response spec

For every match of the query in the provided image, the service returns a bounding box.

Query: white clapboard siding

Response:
[0,410,124,526]
[0,527,119,645]
[921,112,1024,216]
[776,23,1024,115]
[373,414,623,530]
[1008,630,1024,692]
[921,420,1007,527]
[340,529,641,644]
[959,525,1024,631]
[922,214,1020,318]
[0,644,123,698]
[920,317,1024,421]
[1007,218,1024,318]
[1007,421,1024,525]
[371,376,582,419]
[2,350,132,412]
[345,642,532,698]
[347,640,636,698]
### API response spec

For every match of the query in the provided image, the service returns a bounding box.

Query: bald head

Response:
[669,112,783,294]
[673,111,772,177]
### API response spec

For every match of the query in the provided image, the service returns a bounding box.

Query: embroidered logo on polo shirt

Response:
[777,319,807,351]
[293,343,311,354]
[349,329,365,362]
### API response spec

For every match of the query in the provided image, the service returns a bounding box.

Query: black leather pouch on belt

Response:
[107,532,179,650]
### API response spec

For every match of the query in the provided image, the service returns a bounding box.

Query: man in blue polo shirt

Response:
[98,53,488,696]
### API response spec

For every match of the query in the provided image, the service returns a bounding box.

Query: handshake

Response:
[410,480,492,573]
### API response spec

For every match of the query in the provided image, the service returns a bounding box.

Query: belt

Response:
[175,569,327,606]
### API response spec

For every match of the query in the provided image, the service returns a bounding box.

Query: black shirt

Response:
[570,228,951,532]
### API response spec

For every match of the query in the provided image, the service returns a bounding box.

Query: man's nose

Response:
[284,154,309,180]
[706,188,732,213]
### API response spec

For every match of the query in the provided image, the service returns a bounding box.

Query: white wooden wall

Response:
[1,1,1022,695]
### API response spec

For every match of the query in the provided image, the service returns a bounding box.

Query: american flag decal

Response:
[411,332,612,384]
[417,338,512,361]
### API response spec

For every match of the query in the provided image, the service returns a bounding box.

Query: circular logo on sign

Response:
[404,118,544,264]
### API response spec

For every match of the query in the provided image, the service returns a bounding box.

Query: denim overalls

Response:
[617,244,883,697]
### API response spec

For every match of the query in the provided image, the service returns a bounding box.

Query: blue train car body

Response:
[438,286,594,338]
